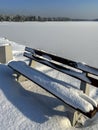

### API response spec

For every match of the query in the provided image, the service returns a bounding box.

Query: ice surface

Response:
[0,22,98,67]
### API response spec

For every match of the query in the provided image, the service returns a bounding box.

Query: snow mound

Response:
[0,37,28,62]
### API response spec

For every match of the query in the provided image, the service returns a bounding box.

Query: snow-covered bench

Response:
[8,47,98,126]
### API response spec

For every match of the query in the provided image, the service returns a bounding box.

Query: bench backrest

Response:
[24,47,98,89]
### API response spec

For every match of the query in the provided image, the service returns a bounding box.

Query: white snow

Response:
[0,22,98,130]
[0,22,98,67]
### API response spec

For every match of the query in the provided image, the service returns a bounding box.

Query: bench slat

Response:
[25,47,98,76]
[24,52,98,88]
[24,52,91,83]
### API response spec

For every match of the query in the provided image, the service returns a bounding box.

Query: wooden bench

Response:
[8,47,98,126]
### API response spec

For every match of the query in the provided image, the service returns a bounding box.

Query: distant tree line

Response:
[0,15,97,22]
[0,15,73,22]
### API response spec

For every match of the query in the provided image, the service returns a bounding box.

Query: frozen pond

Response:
[0,22,98,67]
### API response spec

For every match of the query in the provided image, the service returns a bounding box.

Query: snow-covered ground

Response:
[0,37,98,130]
[0,22,98,67]
[0,21,98,129]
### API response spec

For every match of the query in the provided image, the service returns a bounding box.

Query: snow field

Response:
[0,21,98,130]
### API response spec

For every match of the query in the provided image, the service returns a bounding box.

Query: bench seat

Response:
[8,61,98,117]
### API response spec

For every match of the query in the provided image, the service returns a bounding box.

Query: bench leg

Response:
[68,110,82,126]
[65,104,82,126]
[28,59,32,66]
[13,71,28,82]
[80,81,90,95]
[80,72,90,95]
[28,59,36,67]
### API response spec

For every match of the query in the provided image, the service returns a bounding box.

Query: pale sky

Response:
[0,0,98,19]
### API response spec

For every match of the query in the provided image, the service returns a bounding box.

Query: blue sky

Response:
[0,0,98,19]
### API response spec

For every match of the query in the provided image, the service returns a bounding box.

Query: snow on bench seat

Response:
[8,61,97,113]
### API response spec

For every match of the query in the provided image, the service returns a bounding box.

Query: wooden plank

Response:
[24,52,91,83]
[24,52,98,88]
[25,47,98,76]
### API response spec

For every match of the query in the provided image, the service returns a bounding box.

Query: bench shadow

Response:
[0,64,68,123]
